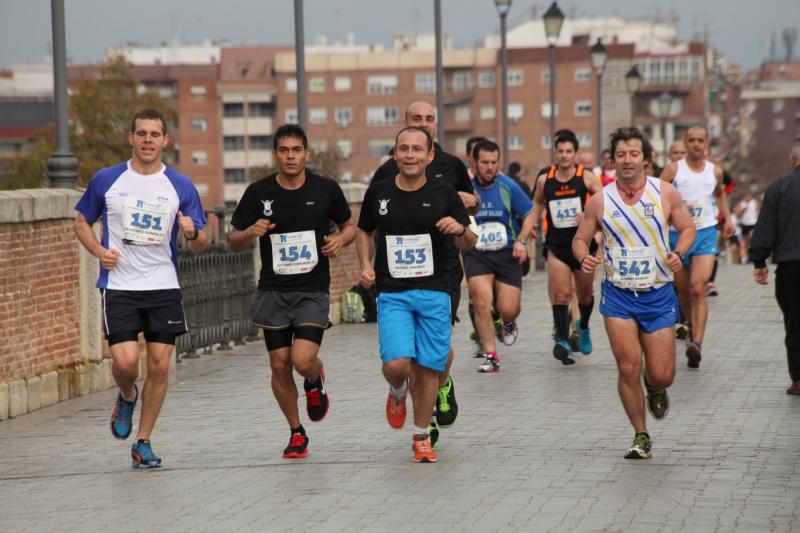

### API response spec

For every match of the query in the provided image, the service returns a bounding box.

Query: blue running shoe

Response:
[553,339,575,366]
[110,385,138,440]
[575,321,592,355]
[131,439,162,469]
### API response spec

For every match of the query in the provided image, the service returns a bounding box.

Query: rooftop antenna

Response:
[783,27,798,63]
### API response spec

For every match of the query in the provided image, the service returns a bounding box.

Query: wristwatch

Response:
[518,238,527,245]
[185,228,199,241]
[674,250,685,261]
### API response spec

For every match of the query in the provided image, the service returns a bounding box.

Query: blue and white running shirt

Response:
[75,160,206,290]
[471,174,533,252]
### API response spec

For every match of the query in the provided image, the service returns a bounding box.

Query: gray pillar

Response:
[595,71,603,161]
[47,0,78,189]
[500,12,509,166]
[548,45,557,163]
[294,0,307,131]
[434,0,445,149]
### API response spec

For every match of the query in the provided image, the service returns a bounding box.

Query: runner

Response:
[73,108,209,468]
[736,191,760,263]
[531,129,603,365]
[229,124,356,459]
[660,126,735,368]
[356,126,476,463]
[573,126,696,459]
[666,140,689,338]
[464,140,535,373]
[597,149,618,187]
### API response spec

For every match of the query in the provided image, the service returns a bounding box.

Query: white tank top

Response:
[673,159,717,230]
[739,198,758,226]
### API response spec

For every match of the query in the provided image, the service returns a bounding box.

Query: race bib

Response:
[122,197,170,246]
[386,234,434,279]
[476,221,508,251]
[270,230,318,275]
[685,198,713,227]
[548,197,582,228]
[608,246,656,290]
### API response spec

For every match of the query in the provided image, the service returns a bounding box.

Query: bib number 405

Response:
[393,248,427,265]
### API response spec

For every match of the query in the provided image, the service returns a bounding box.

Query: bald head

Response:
[668,140,687,162]
[684,125,709,162]
[404,101,437,138]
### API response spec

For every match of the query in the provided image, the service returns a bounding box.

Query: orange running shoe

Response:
[386,390,407,429]
[412,435,437,463]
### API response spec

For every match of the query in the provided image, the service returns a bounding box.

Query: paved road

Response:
[1,264,797,532]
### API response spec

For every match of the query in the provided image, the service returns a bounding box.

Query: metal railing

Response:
[176,207,258,357]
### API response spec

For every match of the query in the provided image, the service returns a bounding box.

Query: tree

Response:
[4,55,174,189]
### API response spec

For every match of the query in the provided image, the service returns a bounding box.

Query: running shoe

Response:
[568,330,579,352]
[412,435,437,463]
[500,321,519,346]
[303,368,329,422]
[435,376,458,427]
[686,342,702,369]
[111,384,138,440]
[575,321,592,355]
[675,322,690,340]
[283,431,309,459]
[643,374,669,419]
[553,339,576,366]
[706,282,718,297]
[624,432,652,460]
[478,354,500,373]
[386,388,407,429]
[428,422,440,449]
[131,439,162,468]
[493,316,504,341]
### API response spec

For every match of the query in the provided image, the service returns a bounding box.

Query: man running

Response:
[573,126,695,459]
[357,126,476,463]
[464,139,534,372]
[74,108,209,468]
[531,129,603,365]
[597,149,618,187]
[229,124,355,459]
[660,126,735,368]
[667,141,687,165]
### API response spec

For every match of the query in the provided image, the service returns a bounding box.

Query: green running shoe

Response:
[435,376,458,427]
[428,422,440,449]
[624,432,652,459]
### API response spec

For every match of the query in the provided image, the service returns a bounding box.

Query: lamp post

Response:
[543,2,565,162]
[47,0,78,188]
[495,0,512,164]
[434,0,445,148]
[657,91,673,166]
[624,64,643,125]
[589,38,607,161]
[293,0,307,131]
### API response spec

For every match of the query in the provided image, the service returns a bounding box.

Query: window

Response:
[690,58,701,82]
[508,69,524,86]
[310,77,326,92]
[367,106,398,127]
[310,107,327,124]
[540,102,559,118]
[508,103,524,122]
[191,117,208,132]
[310,140,328,152]
[678,57,689,83]
[337,139,353,159]
[773,118,785,131]
[190,85,207,99]
[335,107,353,127]
[367,75,398,95]
[416,73,436,94]
[286,77,297,92]
[340,170,353,182]
[334,76,351,91]
[574,68,592,82]
[285,108,298,123]
[157,83,176,99]
[480,106,496,119]
[224,103,244,117]
[248,102,275,117]
[541,135,552,149]
[577,132,592,147]
[452,71,471,91]
[454,105,471,123]
[509,136,523,150]
[191,150,208,165]
[224,168,246,183]
[224,136,245,151]
[540,70,551,84]
[773,99,785,113]
[249,135,272,150]
[368,139,394,158]
[575,100,592,116]
[479,71,496,88]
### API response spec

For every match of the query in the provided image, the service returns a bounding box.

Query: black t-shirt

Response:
[370,142,474,195]
[231,172,351,292]
[541,164,591,247]
[358,178,470,293]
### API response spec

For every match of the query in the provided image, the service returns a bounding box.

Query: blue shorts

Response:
[599,280,678,333]
[377,289,451,372]
[669,226,718,267]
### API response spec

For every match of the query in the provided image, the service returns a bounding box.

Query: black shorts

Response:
[101,289,187,338]
[740,224,755,238]
[251,290,330,330]
[449,287,461,325]
[463,248,523,289]
[543,241,598,271]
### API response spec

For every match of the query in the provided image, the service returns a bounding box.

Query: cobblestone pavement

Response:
[1,264,798,532]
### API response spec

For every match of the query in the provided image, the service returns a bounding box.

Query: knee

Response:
[470,291,492,311]
[383,358,410,380]
[617,357,642,383]
[293,358,316,378]
[146,356,170,382]
[552,291,570,305]
[113,356,139,377]
[269,357,293,377]
[689,282,706,300]
[646,367,675,388]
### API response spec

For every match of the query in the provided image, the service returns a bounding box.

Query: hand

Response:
[512,241,528,264]
[359,267,376,288]
[753,267,769,285]
[665,252,684,273]
[435,216,465,236]
[100,248,120,270]
[580,254,601,274]
[177,210,195,238]
[722,219,736,239]
[458,191,478,209]
[321,235,343,258]
[248,218,275,238]
[530,226,539,241]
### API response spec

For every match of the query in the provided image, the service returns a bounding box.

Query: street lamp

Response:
[543,2,565,162]
[657,91,673,166]
[624,64,643,125]
[293,0,307,131]
[434,0,445,148]
[495,0,512,164]
[589,38,607,161]
[47,0,78,188]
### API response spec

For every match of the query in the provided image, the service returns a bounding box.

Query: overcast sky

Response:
[1,0,798,72]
